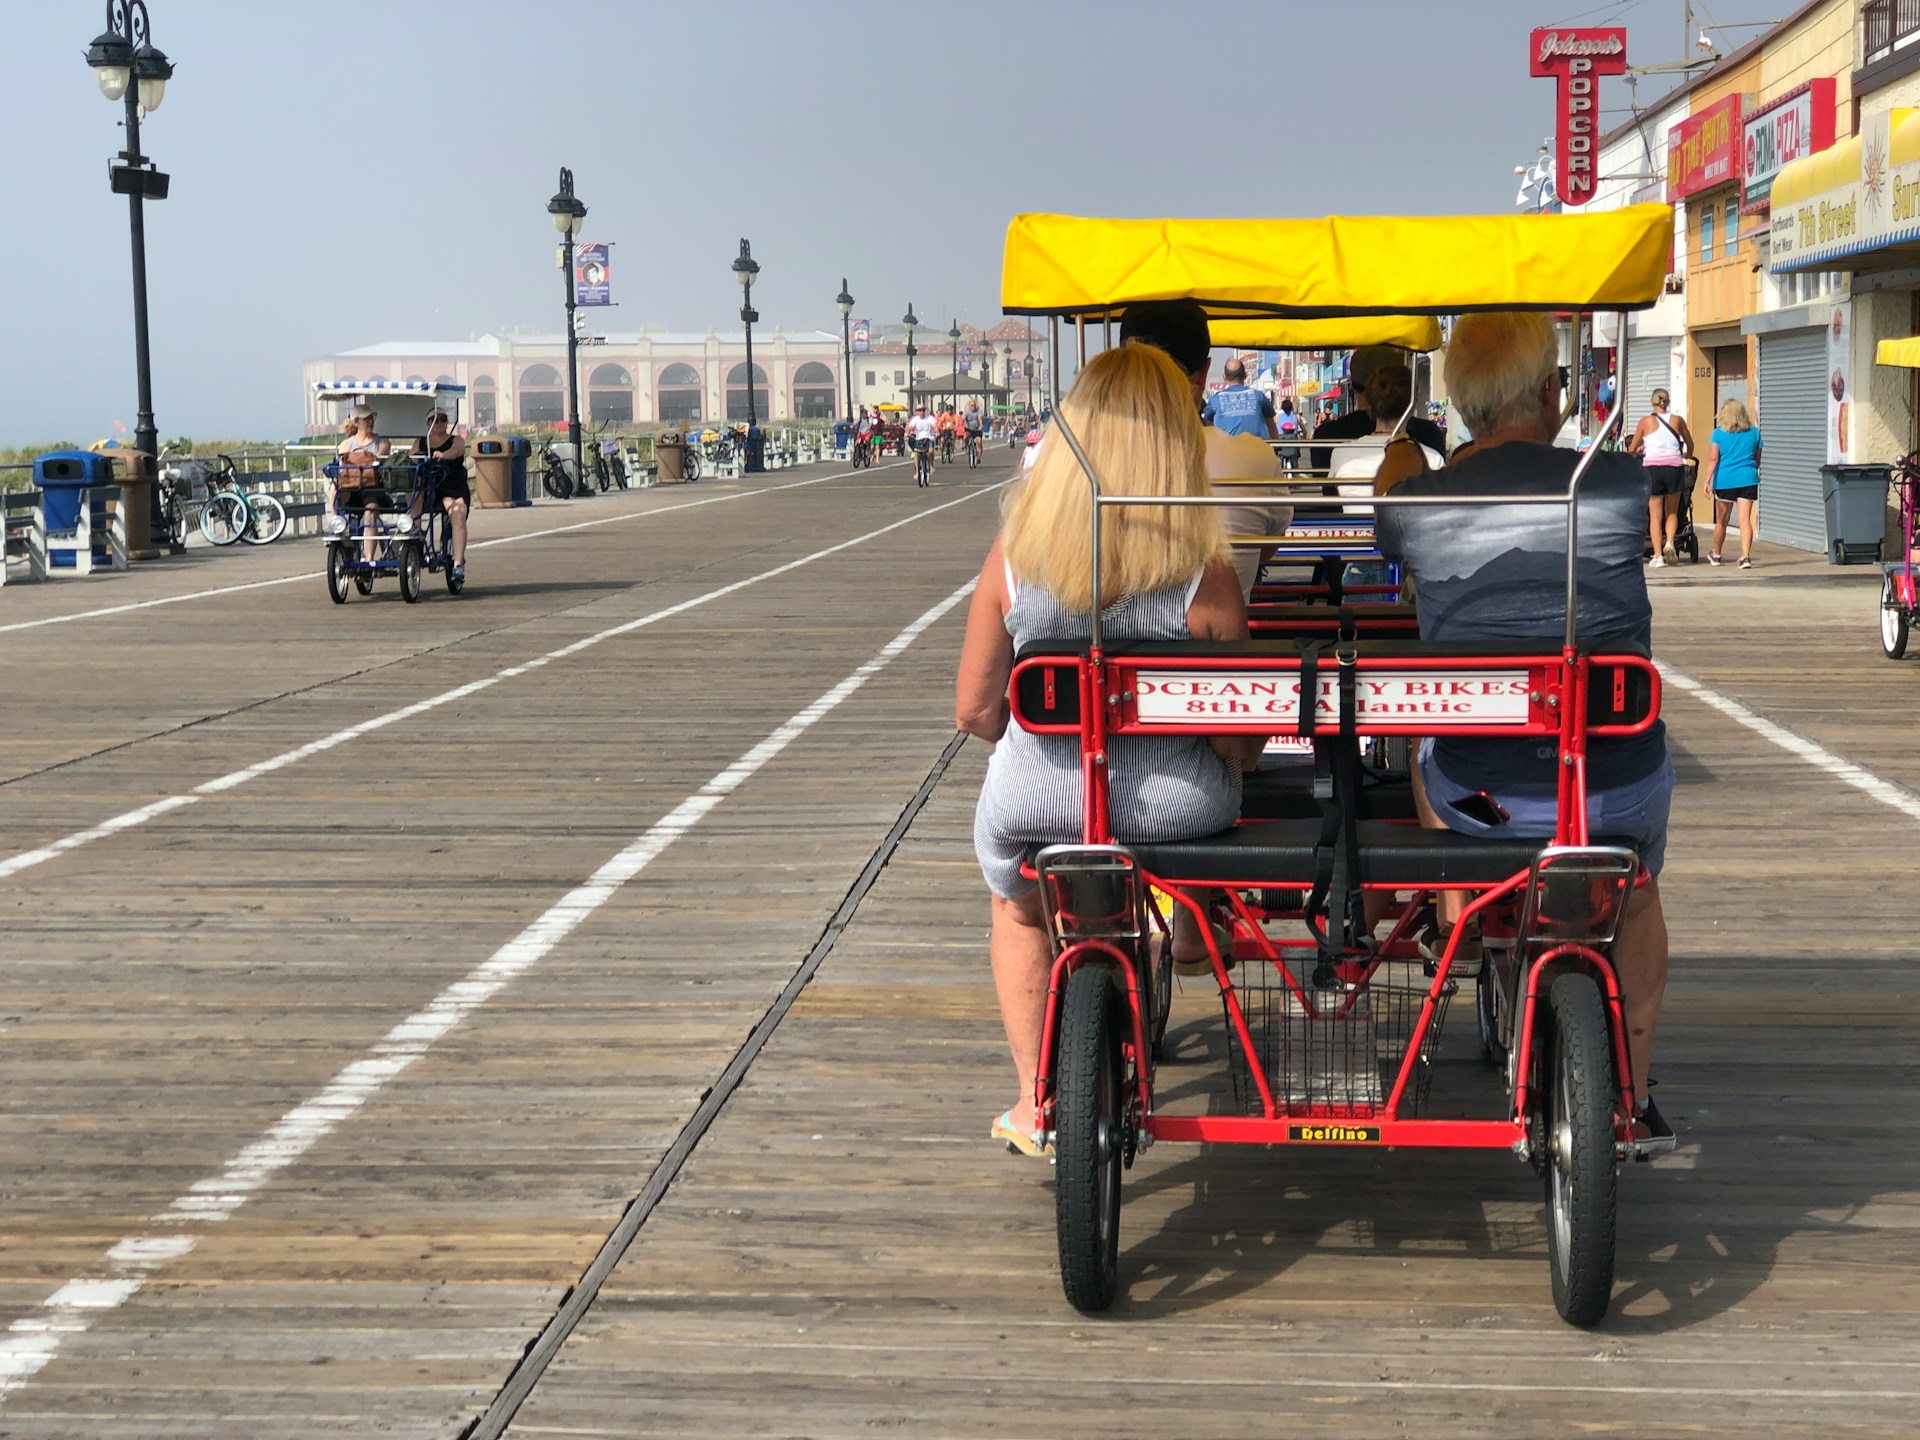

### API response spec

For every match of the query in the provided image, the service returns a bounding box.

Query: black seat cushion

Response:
[1239,770,1418,822]
[1129,820,1623,887]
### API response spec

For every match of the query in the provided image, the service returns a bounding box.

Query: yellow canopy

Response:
[1000,207,1675,318]
[1208,315,1442,353]
[1877,336,1920,368]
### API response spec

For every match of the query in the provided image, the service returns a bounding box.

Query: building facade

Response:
[301,330,845,434]
[846,319,1052,414]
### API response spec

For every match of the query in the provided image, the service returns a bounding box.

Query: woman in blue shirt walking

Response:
[1704,398,1763,569]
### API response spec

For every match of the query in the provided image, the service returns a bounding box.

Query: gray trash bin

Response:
[1820,463,1893,564]
[655,431,686,483]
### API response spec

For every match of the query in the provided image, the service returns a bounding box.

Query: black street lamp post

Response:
[733,239,761,429]
[903,304,918,415]
[980,348,993,417]
[1026,328,1036,415]
[836,278,855,423]
[948,321,962,417]
[732,241,762,472]
[86,0,174,551]
[1002,343,1014,420]
[546,168,588,486]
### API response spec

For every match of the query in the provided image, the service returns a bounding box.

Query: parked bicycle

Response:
[538,439,591,500]
[200,455,288,546]
[156,442,191,547]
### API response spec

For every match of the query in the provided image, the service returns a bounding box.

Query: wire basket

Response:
[1222,958,1455,1118]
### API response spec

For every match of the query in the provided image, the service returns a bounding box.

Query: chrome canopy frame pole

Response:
[1561,309,1630,652]
[1048,316,1062,412]
[1047,401,1106,653]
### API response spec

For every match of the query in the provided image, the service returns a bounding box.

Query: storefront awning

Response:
[1876,335,1920,367]
[1769,108,1920,274]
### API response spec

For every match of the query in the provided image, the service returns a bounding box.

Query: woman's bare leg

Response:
[1711,497,1732,558]
[1648,494,1664,557]
[990,890,1051,1130]
[1613,880,1668,1106]
[446,497,468,567]
[1737,497,1757,561]
[1661,491,1682,548]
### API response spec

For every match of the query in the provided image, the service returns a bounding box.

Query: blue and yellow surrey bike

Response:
[322,458,464,603]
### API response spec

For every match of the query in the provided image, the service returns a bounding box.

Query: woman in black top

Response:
[409,409,469,581]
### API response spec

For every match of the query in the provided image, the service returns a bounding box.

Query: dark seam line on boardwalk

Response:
[457,730,971,1440]
[0,511,909,792]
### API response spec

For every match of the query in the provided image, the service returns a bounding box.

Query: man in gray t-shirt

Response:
[1375,311,1673,1140]
[1375,442,1666,798]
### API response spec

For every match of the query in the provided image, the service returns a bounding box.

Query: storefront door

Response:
[1713,344,1749,416]
[1755,328,1827,553]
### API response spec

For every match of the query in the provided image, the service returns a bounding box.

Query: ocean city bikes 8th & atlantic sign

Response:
[1530,27,1628,208]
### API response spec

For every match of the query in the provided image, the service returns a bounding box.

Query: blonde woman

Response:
[955,343,1263,1155]
[1703,398,1762,568]
[1625,388,1694,566]
[334,404,390,565]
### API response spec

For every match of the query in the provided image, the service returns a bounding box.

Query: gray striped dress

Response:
[973,567,1243,898]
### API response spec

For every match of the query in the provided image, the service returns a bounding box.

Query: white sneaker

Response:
[1646,555,1666,568]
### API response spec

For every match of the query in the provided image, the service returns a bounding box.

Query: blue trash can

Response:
[744,424,766,474]
[833,420,854,459]
[33,450,116,568]
[506,436,532,506]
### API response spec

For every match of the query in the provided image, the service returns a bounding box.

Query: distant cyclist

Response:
[935,406,958,463]
[963,400,985,463]
[908,405,939,486]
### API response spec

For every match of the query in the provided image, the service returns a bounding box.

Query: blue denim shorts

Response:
[1417,740,1675,878]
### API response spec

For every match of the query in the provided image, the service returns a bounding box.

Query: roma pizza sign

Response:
[1530,27,1628,208]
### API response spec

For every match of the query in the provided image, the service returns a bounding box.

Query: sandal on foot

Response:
[1171,921,1235,977]
[1416,919,1481,975]
[992,1108,1054,1158]
[1631,1095,1673,1144]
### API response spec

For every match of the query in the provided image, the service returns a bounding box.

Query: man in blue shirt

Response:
[1201,358,1279,439]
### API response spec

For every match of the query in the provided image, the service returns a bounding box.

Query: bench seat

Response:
[1239,770,1418,822]
[1128,819,1619,887]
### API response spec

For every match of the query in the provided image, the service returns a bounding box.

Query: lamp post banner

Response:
[852,320,870,353]
[1529,26,1627,208]
[575,243,610,306]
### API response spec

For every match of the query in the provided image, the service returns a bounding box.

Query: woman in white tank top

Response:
[1626,387,1695,566]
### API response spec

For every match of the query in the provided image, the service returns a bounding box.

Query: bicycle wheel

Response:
[164,496,187,548]
[200,492,247,546]
[1882,573,1910,659]
[398,542,424,603]
[541,462,569,500]
[326,544,350,604]
[682,450,701,482]
[1056,965,1125,1313]
[241,492,287,545]
[1543,972,1618,1327]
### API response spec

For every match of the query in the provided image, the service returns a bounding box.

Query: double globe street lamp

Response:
[86,0,174,550]
[546,168,588,476]
[948,321,962,417]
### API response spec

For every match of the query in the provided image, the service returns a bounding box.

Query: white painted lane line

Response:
[0,577,976,1401]
[0,481,994,881]
[1658,661,1920,824]
[0,460,907,636]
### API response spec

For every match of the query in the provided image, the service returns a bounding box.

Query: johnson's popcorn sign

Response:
[1529,27,1628,207]
[1132,671,1535,727]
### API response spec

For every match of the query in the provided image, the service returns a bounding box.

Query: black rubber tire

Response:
[326,544,350,604]
[541,463,569,501]
[1056,965,1125,1314]
[1677,530,1699,564]
[1543,972,1618,1328]
[682,451,700,482]
[1881,574,1910,659]
[165,503,186,549]
[353,574,375,596]
[1476,961,1506,1067]
[1832,539,1847,566]
[398,543,424,604]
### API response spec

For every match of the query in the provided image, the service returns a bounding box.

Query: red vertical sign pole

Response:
[1530,28,1629,208]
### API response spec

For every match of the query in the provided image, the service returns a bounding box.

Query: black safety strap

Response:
[1305,641,1367,986]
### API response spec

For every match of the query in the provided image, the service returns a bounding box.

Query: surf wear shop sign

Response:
[1132,671,1534,726]
[1530,28,1627,208]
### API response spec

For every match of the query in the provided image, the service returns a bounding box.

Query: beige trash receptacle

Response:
[471,439,513,508]
[654,431,686,483]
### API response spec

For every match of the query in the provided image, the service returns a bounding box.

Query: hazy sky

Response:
[3,0,1785,445]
